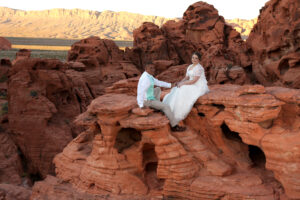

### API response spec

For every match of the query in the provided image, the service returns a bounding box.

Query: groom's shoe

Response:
[171,125,186,132]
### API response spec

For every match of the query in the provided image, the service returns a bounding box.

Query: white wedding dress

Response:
[163,64,209,124]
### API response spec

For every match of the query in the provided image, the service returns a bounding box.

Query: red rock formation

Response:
[0,59,10,111]
[0,132,23,185]
[0,60,19,186]
[128,2,252,85]
[31,175,155,200]
[68,36,125,64]
[0,58,12,67]
[2,1,300,199]
[156,64,189,83]
[8,58,94,178]
[68,36,141,96]
[105,64,188,97]
[16,49,31,59]
[247,0,300,88]
[0,37,11,50]
[174,2,252,84]
[0,184,31,200]
[105,77,140,96]
[11,49,32,65]
[45,84,300,199]
[126,22,180,70]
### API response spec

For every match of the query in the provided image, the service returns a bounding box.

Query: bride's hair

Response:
[192,52,202,60]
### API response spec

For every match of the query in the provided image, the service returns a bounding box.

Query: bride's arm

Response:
[177,76,189,84]
[177,65,191,85]
[178,76,200,87]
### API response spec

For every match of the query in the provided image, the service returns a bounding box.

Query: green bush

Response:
[0,75,8,83]
[0,91,7,99]
[0,102,8,116]
[30,90,38,97]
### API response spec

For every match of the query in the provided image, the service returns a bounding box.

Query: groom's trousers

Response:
[144,87,177,127]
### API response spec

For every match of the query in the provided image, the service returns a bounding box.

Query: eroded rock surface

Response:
[67,36,141,96]
[247,0,300,88]
[128,2,252,84]
[0,132,23,185]
[13,49,32,65]
[0,37,11,50]
[0,184,31,200]
[48,85,300,199]
[8,58,94,178]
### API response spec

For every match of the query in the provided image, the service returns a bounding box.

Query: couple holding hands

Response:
[137,52,209,132]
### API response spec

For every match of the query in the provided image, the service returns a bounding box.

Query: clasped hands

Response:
[172,81,184,88]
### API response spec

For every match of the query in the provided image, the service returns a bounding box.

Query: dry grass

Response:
[0,37,133,62]
[0,49,68,61]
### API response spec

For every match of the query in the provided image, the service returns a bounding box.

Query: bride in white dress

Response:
[163,52,209,125]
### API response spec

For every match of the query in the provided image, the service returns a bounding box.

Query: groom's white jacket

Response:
[137,71,171,108]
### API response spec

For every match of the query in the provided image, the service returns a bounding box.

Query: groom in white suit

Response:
[137,64,185,132]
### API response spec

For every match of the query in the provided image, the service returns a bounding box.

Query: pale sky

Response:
[0,0,269,19]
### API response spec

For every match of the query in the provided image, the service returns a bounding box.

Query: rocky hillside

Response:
[0,7,254,40]
[0,7,175,40]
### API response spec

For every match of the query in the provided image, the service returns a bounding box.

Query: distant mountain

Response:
[226,18,257,39]
[0,7,255,41]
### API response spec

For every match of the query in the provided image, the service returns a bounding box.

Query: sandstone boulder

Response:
[0,132,23,185]
[8,58,94,178]
[0,184,31,200]
[0,37,11,50]
[47,84,300,199]
[247,0,300,88]
[13,49,31,65]
[126,22,180,70]
[68,37,140,96]
[128,2,253,85]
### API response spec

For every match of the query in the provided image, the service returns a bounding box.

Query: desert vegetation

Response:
[0,37,133,61]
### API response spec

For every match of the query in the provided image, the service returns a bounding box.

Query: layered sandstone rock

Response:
[127,22,180,70]
[8,58,94,178]
[172,2,252,84]
[128,2,252,84]
[49,84,300,199]
[31,175,157,200]
[0,37,11,50]
[105,64,189,96]
[68,36,141,95]
[247,0,300,88]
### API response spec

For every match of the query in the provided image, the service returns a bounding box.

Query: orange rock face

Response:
[247,0,300,89]
[67,36,141,96]
[0,59,21,186]
[0,37,11,50]
[127,22,180,70]
[13,49,32,65]
[49,85,300,199]
[0,132,23,185]
[0,183,31,200]
[180,2,252,85]
[128,2,252,85]
[2,1,300,200]
[8,58,94,178]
